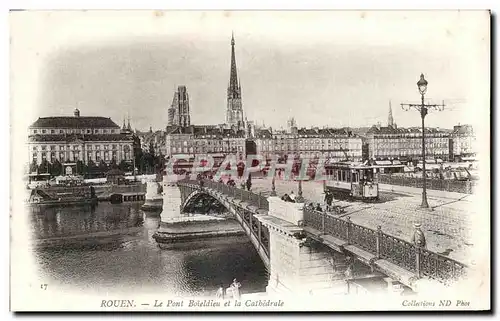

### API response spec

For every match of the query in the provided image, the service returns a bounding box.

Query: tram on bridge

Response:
[324,161,379,201]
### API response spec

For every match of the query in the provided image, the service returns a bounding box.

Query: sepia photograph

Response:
[9,9,491,312]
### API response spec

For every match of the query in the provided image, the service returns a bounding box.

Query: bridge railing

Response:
[184,179,270,211]
[303,207,468,284]
[177,179,271,259]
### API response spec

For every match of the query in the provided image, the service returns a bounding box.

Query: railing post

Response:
[321,211,326,234]
[346,216,352,244]
[376,225,382,259]
[415,246,421,278]
[258,221,262,248]
[412,223,425,278]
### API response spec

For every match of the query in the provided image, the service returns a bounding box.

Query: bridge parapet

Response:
[267,197,304,225]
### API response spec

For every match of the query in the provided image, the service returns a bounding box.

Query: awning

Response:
[403,166,414,172]
[374,160,392,166]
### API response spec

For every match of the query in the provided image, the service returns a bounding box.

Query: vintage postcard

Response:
[10,10,490,311]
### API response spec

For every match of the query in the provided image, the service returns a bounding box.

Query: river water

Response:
[30,202,269,297]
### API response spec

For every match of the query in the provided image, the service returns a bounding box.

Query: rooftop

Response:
[30,117,120,129]
[28,133,134,143]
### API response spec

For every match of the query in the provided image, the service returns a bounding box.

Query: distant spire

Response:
[388,100,394,127]
[127,114,132,131]
[122,116,126,130]
[228,32,239,96]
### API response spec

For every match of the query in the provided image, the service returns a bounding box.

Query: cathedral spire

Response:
[229,32,239,97]
[127,114,132,131]
[388,100,394,127]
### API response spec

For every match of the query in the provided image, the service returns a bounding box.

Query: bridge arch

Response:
[177,182,271,270]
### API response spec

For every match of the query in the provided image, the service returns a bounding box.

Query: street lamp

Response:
[295,179,304,203]
[401,74,445,209]
[417,74,429,208]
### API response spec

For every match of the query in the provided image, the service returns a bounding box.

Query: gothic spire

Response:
[228,32,239,97]
[127,114,132,131]
[388,100,394,127]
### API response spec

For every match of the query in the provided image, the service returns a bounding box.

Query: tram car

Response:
[324,162,379,201]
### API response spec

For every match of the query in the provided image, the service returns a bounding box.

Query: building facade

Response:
[165,125,246,160]
[136,128,167,156]
[28,109,135,167]
[254,126,363,162]
[450,124,477,161]
[364,124,450,162]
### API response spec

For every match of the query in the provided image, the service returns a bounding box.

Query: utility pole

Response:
[401,74,445,208]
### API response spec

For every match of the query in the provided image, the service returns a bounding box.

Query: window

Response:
[103,129,108,133]
[94,129,99,134]
[33,130,38,134]
[112,145,117,150]
[111,129,115,134]
[42,129,46,134]
[41,146,47,151]
[87,129,91,134]
[60,129,64,134]
[50,145,55,151]
[32,146,37,151]
[51,129,55,134]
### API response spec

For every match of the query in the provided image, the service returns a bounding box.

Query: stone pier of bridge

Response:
[256,197,391,296]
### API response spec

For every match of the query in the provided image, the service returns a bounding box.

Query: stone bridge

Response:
[155,177,468,296]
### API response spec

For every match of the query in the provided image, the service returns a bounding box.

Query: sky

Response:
[11,10,490,132]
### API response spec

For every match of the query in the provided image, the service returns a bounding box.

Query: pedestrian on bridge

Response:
[215,284,225,300]
[412,223,427,249]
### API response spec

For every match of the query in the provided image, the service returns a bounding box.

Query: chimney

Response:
[74,108,80,117]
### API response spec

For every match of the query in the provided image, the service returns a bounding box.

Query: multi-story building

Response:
[450,124,477,161]
[136,128,166,156]
[365,124,450,162]
[165,125,246,160]
[28,109,135,167]
[254,126,363,162]
[364,105,451,162]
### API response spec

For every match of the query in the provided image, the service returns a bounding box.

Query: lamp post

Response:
[295,179,304,203]
[401,74,445,209]
[417,74,429,208]
[270,175,277,196]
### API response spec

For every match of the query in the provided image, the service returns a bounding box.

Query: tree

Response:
[98,160,108,174]
[38,159,50,174]
[29,161,38,174]
[76,160,85,175]
[110,158,118,169]
[51,159,63,176]
[119,160,128,172]
[148,142,156,159]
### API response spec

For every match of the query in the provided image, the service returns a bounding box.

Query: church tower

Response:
[168,85,191,127]
[226,33,244,129]
[388,100,394,127]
